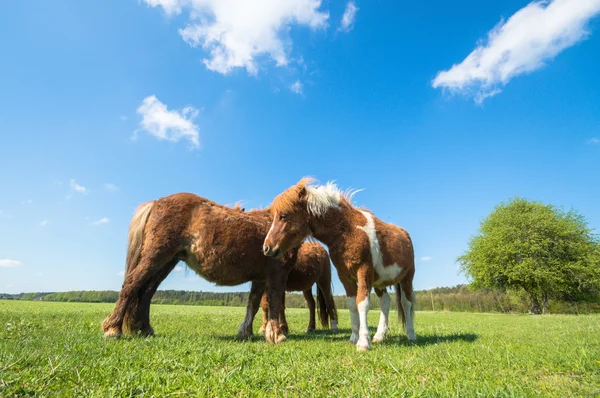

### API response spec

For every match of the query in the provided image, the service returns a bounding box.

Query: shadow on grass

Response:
[210,327,478,347]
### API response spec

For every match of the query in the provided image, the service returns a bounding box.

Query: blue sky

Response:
[1,0,599,295]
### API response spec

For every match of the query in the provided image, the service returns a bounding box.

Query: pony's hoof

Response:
[103,328,122,338]
[236,331,253,341]
[139,326,155,337]
[280,325,289,335]
[305,327,315,333]
[349,332,359,344]
[372,333,385,343]
[258,325,266,334]
[265,321,286,344]
[357,334,371,351]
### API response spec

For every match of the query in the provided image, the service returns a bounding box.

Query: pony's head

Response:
[264,178,352,258]
[263,178,313,258]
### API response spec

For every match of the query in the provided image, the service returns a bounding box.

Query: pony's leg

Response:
[372,287,390,343]
[130,259,178,336]
[355,266,373,351]
[303,289,316,333]
[338,270,359,344]
[237,281,266,341]
[258,290,268,333]
[102,251,170,337]
[317,280,338,331]
[279,293,289,334]
[400,275,416,342]
[264,271,288,344]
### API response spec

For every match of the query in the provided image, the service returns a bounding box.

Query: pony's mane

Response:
[272,178,363,217]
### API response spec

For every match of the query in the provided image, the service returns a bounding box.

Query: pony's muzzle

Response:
[263,245,280,257]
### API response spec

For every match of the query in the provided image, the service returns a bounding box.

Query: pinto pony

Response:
[258,242,338,334]
[263,178,416,351]
[102,193,296,344]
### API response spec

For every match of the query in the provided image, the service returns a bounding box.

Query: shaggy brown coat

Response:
[102,192,297,344]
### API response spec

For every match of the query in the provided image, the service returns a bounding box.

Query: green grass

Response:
[0,301,598,397]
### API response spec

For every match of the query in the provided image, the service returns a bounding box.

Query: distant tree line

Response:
[2,284,597,314]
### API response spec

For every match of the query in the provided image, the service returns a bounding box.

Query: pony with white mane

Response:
[263,178,416,351]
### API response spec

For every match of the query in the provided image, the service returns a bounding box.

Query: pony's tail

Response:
[316,286,329,329]
[125,201,154,276]
[395,282,406,327]
[122,201,154,333]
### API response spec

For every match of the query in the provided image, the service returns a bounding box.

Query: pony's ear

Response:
[298,185,307,199]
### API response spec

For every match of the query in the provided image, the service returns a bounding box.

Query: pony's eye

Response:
[279,214,287,221]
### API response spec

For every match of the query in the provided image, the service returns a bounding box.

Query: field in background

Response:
[1,300,599,397]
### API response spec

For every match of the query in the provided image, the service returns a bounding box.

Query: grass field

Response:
[0,301,598,397]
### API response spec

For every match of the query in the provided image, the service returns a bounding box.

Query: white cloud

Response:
[137,95,200,148]
[339,2,358,32]
[70,179,89,195]
[432,0,600,103]
[104,183,119,191]
[117,270,125,277]
[420,256,432,262]
[174,265,184,272]
[587,137,600,144]
[39,220,49,227]
[91,217,110,226]
[144,0,329,75]
[0,259,22,268]
[289,80,303,94]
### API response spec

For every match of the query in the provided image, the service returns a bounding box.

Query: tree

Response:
[458,198,600,314]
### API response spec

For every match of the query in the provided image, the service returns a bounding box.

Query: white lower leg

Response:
[373,291,390,342]
[330,319,338,331]
[347,297,359,344]
[356,296,371,350]
[401,290,416,341]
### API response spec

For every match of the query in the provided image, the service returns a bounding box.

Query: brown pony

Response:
[258,242,338,334]
[263,178,416,351]
[102,193,296,344]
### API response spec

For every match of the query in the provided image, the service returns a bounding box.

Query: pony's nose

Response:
[263,245,271,256]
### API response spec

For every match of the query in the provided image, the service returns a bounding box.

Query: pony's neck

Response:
[308,202,356,248]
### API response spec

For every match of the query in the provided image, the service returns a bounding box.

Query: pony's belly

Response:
[184,256,251,286]
[373,263,403,287]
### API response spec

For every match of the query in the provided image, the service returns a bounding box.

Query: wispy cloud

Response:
[0,259,22,268]
[120,115,128,121]
[174,265,184,272]
[290,80,303,95]
[144,0,329,75]
[136,95,200,148]
[587,137,600,145]
[91,217,110,226]
[39,220,49,227]
[420,256,432,262]
[104,183,119,191]
[70,179,89,195]
[21,199,33,204]
[432,0,600,103]
[339,2,358,32]
[117,270,125,277]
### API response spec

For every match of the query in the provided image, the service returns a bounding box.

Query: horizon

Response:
[1,0,600,295]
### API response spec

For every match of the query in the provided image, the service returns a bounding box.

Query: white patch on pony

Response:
[401,289,416,341]
[356,296,371,350]
[347,296,359,344]
[373,290,390,343]
[306,182,342,217]
[330,319,339,331]
[357,210,403,286]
